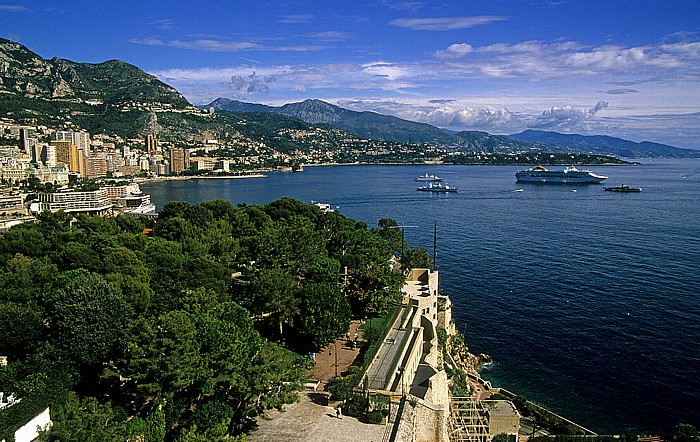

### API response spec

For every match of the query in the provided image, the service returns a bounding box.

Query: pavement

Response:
[248,320,388,442]
[308,319,366,389]
[246,393,386,442]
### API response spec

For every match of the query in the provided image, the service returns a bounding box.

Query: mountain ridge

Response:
[508,129,700,158]
[205,97,467,146]
[1,37,696,158]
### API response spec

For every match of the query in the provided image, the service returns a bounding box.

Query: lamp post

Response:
[334,340,338,377]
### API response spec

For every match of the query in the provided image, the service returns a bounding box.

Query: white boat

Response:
[415,173,443,182]
[417,182,458,193]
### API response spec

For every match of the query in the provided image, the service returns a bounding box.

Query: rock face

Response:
[0,39,188,106]
[0,37,192,137]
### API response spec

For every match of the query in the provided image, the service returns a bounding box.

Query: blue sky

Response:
[2,1,700,148]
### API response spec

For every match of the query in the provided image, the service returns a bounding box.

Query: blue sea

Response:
[141,159,700,434]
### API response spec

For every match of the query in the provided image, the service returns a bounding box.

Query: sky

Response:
[2,1,700,148]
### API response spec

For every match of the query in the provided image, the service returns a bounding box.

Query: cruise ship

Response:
[515,166,608,184]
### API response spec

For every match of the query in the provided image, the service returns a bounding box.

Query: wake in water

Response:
[681,167,700,178]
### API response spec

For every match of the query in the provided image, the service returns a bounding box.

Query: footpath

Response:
[248,320,387,442]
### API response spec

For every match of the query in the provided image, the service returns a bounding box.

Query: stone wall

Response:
[394,395,449,442]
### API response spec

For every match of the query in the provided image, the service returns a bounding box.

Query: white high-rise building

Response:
[41,145,56,168]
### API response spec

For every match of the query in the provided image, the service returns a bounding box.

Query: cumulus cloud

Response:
[337,98,520,131]
[450,107,513,127]
[229,72,275,96]
[390,16,505,31]
[431,39,700,81]
[532,100,608,129]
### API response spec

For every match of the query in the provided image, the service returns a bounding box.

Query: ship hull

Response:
[515,167,607,184]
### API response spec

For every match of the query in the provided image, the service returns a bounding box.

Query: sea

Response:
[141,159,700,434]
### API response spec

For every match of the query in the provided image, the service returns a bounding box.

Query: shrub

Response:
[365,410,384,425]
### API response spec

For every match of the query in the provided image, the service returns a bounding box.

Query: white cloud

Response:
[450,107,513,127]
[390,16,505,31]
[0,5,26,12]
[278,14,314,24]
[605,88,638,95]
[361,62,410,81]
[148,35,700,147]
[229,72,275,96]
[131,38,260,52]
[435,43,473,59]
[531,101,608,130]
[130,37,328,53]
[310,31,351,41]
[149,19,176,30]
[386,1,427,11]
[432,40,700,81]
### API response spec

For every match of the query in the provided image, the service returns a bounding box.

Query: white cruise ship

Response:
[515,166,608,184]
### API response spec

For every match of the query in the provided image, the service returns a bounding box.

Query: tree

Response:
[48,269,132,367]
[38,393,138,442]
[673,423,700,442]
[191,400,234,432]
[174,423,245,442]
[54,241,102,272]
[0,223,50,262]
[75,214,120,236]
[0,302,44,356]
[115,214,147,234]
[402,247,431,270]
[373,218,403,253]
[513,395,529,416]
[298,282,351,349]
[158,201,192,219]
[248,268,299,339]
[119,310,208,401]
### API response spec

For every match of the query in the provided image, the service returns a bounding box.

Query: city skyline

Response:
[1,1,699,148]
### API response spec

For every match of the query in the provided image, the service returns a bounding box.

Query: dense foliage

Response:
[0,197,406,441]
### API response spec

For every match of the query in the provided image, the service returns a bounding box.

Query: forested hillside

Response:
[0,198,415,441]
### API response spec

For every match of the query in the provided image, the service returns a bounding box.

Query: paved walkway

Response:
[247,393,386,442]
[309,319,366,389]
[248,320,387,441]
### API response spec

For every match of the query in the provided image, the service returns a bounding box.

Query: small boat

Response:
[417,182,458,193]
[514,189,524,192]
[415,173,443,182]
[604,184,642,192]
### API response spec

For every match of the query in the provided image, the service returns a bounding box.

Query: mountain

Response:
[205,98,466,146]
[0,38,196,138]
[453,131,546,153]
[508,130,700,158]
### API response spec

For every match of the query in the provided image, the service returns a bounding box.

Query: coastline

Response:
[133,173,267,184]
[132,160,638,185]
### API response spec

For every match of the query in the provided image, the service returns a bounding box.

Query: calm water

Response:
[142,160,700,434]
